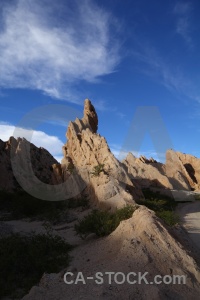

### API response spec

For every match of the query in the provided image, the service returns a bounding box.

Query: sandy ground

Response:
[2,203,200,299]
[21,206,200,300]
[177,201,200,250]
[0,206,93,246]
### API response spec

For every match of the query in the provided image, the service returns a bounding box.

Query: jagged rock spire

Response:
[61,99,142,209]
[83,99,98,133]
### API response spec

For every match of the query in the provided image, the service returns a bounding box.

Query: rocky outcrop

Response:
[83,99,98,133]
[123,150,200,191]
[60,99,143,209]
[22,206,200,300]
[0,137,58,191]
[0,100,142,206]
[123,152,173,189]
[176,152,200,190]
[2,99,200,203]
[165,150,191,190]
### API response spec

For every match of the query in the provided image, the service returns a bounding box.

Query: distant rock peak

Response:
[83,99,98,133]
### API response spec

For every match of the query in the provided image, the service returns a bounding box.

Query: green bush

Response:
[141,188,177,210]
[138,189,179,226]
[75,205,136,238]
[156,210,180,226]
[91,164,105,177]
[0,233,73,299]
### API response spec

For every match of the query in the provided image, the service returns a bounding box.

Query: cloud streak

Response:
[131,40,199,103]
[132,45,184,91]
[0,0,120,102]
[173,2,193,46]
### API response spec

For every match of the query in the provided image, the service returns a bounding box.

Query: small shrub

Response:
[0,233,73,299]
[139,188,177,211]
[75,205,136,238]
[91,164,105,177]
[138,189,179,227]
[156,211,180,226]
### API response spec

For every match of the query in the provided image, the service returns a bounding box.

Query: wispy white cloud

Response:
[91,99,127,120]
[116,112,126,119]
[173,2,191,15]
[132,45,183,91]
[0,0,120,102]
[46,119,69,127]
[173,2,193,46]
[92,100,108,112]
[0,123,63,159]
[131,41,199,103]
[176,17,190,42]
[0,121,10,126]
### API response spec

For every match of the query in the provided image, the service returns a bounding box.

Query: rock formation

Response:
[0,99,143,206]
[59,99,143,209]
[123,152,173,189]
[176,152,200,191]
[123,149,200,192]
[165,150,191,190]
[1,99,200,204]
[2,99,200,300]
[22,206,200,300]
[0,137,58,191]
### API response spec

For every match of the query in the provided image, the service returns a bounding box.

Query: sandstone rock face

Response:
[83,99,98,133]
[61,99,143,209]
[165,150,191,190]
[176,152,200,190]
[123,152,173,189]
[123,150,200,191]
[0,137,58,191]
[2,99,200,202]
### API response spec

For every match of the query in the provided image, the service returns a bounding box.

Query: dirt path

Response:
[177,201,200,249]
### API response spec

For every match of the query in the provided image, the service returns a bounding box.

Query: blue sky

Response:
[0,0,200,162]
